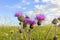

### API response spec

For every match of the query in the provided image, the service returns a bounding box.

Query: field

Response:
[0,25,60,40]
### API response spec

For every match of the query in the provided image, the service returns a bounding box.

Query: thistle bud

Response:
[18,16,24,22]
[52,19,58,24]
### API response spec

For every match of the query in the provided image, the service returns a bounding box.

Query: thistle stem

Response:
[53,25,57,40]
[15,22,24,40]
[20,23,24,40]
[26,29,31,40]
[45,25,52,40]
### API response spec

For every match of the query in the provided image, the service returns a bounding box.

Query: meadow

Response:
[0,25,60,40]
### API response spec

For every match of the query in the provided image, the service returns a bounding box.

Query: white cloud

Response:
[22,0,30,5]
[50,0,60,6]
[34,0,40,3]
[5,4,22,9]
[34,5,40,9]
[34,5,45,9]
[42,0,49,2]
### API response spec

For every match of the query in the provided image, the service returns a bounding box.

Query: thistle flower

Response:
[23,16,30,29]
[15,12,23,17]
[36,14,45,21]
[24,16,30,23]
[24,19,36,29]
[15,12,24,22]
[27,19,36,29]
[52,18,58,24]
[30,20,36,29]
[36,14,45,25]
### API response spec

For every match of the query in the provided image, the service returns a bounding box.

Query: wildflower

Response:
[23,16,30,29]
[24,16,30,23]
[15,12,24,22]
[15,12,23,17]
[36,14,45,21]
[36,14,45,25]
[27,19,36,29]
[52,18,58,24]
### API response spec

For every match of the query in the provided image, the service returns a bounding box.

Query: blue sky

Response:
[0,0,60,26]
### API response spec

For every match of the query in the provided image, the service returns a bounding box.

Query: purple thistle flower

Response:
[36,14,45,25]
[24,17,30,23]
[24,18,36,29]
[27,19,36,29]
[36,14,45,21]
[15,12,24,22]
[15,12,23,17]
[23,16,30,28]
[30,20,36,29]
[28,20,36,25]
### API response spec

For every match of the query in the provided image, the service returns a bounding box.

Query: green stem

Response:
[45,25,52,40]
[53,25,57,40]
[26,29,31,40]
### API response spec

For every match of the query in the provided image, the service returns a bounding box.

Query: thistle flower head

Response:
[14,12,25,22]
[52,18,58,24]
[27,19,36,29]
[23,16,30,28]
[36,14,45,21]
[24,16,30,23]
[15,12,23,17]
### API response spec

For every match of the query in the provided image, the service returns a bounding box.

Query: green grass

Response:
[0,25,60,40]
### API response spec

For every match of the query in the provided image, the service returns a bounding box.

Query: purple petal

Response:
[36,14,45,21]
[15,12,23,17]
